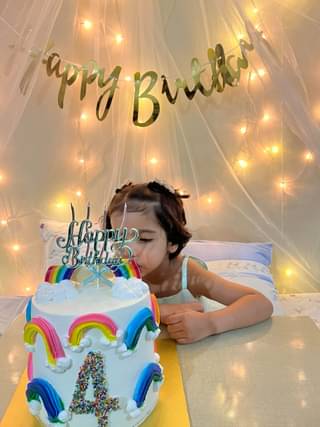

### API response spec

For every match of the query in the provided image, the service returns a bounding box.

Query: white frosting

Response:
[35,280,79,305]
[112,277,149,300]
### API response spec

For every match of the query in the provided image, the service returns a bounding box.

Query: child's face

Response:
[110,210,177,278]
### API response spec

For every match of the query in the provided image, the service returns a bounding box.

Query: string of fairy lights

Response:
[0,3,318,293]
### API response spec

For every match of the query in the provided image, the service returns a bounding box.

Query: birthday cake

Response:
[23,211,163,427]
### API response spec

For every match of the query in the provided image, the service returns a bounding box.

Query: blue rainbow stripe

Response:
[124,308,158,350]
[133,363,163,408]
[26,378,65,423]
[56,265,73,282]
[25,298,32,322]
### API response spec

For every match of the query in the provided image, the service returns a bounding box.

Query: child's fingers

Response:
[167,326,186,341]
[167,323,184,335]
[166,312,184,325]
[176,338,191,344]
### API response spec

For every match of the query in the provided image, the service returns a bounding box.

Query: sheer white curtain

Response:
[0,0,63,149]
[1,0,320,297]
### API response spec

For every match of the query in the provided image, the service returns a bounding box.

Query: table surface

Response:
[1,316,320,427]
[177,316,320,427]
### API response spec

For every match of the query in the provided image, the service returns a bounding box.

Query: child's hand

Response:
[160,302,203,325]
[166,311,213,344]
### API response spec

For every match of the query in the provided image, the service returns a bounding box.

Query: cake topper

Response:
[56,203,139,268]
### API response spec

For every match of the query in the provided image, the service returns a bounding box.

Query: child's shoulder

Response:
[186,256,215,287]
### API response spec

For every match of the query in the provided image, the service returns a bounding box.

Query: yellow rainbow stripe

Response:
[68,313,118,346]
[24,323,55,365]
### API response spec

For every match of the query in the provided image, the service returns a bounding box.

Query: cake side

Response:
[24,280,163,427]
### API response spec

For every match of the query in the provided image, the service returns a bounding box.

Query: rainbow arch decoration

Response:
[118,308,160,356]
[25,297,32,322]
[111,259,141,279]
[45,259,141,285]
[126,363,163,417]
[67,313,119,350]
[150,294,160,325]
[45,265,76,283]
[26,378,69,424]
[24,317,71,372]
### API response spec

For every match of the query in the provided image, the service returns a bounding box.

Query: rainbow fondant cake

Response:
[24,258,163,427]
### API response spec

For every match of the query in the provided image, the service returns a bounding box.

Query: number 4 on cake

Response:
[69,351,120,427]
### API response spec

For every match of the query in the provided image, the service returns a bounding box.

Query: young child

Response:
[106,181,273,344]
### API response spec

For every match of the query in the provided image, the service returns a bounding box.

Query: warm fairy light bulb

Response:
[249,71,257,81]
[285,268,293,277]
[237,33,244,40]
[12,243,21,252]
[271,145,280,154]
[301,400,307,408]
[75,190,82,197]
[312,103,320,120]
[278,179,288,190]
[253,7,259,14]
[80,112,88,121]
[82,20,93,30]
[115,34,124,44]
[257,68,266,77]
[298,371,306,382]
[238,159,248,169]
[55,201,65,209]
[304,151,314,162]
[25,287,31,292]
[124,75,132,81]
[0,172,4,183]
[79,158,85,164]
[239,126,247,135]
[178,189,185,196]
[1,219,8,226]
[262,112,271,122]
[149,157,158,165]
[203,192,221,209]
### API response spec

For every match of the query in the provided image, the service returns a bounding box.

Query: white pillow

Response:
[183,240,273,266]
[201,259,283,315]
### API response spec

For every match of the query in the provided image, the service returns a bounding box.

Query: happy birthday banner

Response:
[42,40,253,127]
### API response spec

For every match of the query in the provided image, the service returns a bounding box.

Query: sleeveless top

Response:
[157,256,207,305]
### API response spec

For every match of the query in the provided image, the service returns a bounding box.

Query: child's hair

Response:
[106,181,192,259]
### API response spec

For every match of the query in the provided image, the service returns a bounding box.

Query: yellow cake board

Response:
[1,339,190,427]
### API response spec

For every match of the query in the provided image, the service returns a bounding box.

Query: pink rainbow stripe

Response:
[27,353,33,380]
[68,313,118,346]
[24,317,66,366]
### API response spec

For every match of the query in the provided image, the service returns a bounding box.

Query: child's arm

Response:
[166,259,273,343]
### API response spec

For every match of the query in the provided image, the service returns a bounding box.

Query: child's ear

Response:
[167,242,178,254]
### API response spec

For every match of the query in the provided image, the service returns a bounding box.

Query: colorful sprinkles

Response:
[69,351,120,427]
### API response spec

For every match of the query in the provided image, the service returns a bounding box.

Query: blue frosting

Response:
[25,298,32,322]
[26,378,64,422]
[133,363,162,408]
[124,307,157,350]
